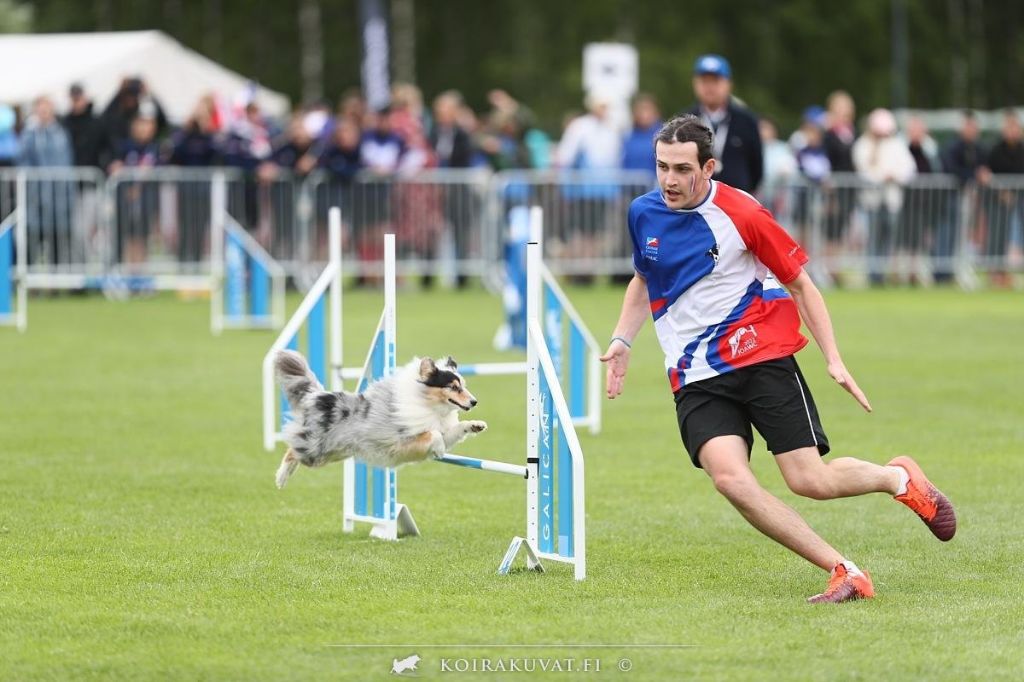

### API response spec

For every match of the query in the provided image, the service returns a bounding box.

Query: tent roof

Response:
[0,30,291,122]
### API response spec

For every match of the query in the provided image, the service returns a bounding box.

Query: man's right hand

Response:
[599,341,631,399]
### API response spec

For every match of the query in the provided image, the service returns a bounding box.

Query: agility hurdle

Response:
[0,200,26,332]
[4,170,284,334]
[262,207,587,580]
[209,174,287,335]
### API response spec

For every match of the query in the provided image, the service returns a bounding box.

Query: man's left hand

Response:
[827,360,872,412]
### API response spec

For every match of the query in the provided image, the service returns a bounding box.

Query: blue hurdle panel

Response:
[569,323,585,419]
[538,372,554,554]
[249,253,270,319]
[0,227,11,318]
[225,231,246,320]
[557,417,574,558]
[543,283,563,378]
[307,296,327,385]
[281,334,299,426]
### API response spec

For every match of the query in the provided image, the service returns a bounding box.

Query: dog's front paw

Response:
[466,420,488,434]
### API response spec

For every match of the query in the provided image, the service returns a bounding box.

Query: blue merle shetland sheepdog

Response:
[273,350,487,488]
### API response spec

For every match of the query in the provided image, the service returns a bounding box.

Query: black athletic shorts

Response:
[673,355,830,468]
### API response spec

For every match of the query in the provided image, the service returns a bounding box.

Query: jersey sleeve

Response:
[739,205,809,284]
[627,200,647,277]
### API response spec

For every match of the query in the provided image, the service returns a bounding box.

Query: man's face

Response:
[1003,115,1022,143]
[633,99,659,128]
[656,140,714,210]
[35,98,55,123]
[693,74,731,111]
[962,117,979,142]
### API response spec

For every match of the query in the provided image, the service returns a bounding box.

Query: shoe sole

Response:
[890,456,957,541]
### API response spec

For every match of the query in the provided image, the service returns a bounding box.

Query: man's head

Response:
[69,83,89,114]
[631,93,661,129]
[960,110,979,142]
[826,90,855,127]
[1002,109,1021,144]
[654,115,715,210]
[33,96,56,124]
[906,116,928,145]
[433,90,463,127]
[130,114,156,143]
[692,54,732,112]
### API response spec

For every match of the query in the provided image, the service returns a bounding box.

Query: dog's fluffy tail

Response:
[276,448,299,489]
[275,349,323,408]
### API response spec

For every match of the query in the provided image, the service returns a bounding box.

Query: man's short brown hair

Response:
[654,115,714,167]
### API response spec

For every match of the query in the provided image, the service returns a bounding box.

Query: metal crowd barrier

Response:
[4,166,1022,289]
[766,172,1023,287]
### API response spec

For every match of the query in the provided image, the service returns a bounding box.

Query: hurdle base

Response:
[354,503,420,541]
[498,536,545,576]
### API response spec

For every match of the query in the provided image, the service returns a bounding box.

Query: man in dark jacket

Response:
[686,54,762,193]
[937,111,985,283]
[61,83,111,169]
[979,110,1024,280]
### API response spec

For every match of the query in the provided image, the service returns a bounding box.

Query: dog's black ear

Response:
[418,357,436,380]
[445,355,458,370]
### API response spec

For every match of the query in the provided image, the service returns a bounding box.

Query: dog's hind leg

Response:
[275,448,301,489]
[389,430,446,465]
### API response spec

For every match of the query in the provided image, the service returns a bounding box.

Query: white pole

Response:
[15,171,27,331]
[525,206,543,554]
[384,233,397,522]
[329,207,343,391]
[262,353,276,451]
[209,171,226,336]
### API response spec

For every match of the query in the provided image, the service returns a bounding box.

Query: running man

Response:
[601,115,956,604]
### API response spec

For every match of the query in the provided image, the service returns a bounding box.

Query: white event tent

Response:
[0,30,291,122]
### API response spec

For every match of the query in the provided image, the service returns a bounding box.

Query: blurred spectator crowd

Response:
[2,61,1022,287]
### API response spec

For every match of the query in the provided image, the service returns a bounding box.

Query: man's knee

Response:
[710,471,760,506]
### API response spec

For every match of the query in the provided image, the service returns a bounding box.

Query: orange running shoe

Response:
[888,455,957,541]
[807,564,875,604]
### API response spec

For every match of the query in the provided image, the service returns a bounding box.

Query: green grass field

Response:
[2,284,1022,681]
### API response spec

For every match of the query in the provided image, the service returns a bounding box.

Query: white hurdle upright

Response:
[262,207,587,580]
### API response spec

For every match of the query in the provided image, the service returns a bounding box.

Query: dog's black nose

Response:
[470,399,478,407]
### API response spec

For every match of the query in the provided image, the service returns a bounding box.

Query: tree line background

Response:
[7,0,1023,132]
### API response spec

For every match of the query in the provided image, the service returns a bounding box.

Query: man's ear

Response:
[418,357,436,380]
[704,157,717,178]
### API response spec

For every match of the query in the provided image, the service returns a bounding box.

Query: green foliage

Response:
[1,285,1022,679]
[20,0,1024,133]
[0,0,32,33]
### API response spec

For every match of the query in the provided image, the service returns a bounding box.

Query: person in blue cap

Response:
[685,54,763,194]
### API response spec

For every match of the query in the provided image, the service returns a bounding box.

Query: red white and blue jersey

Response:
[628,180,809,391]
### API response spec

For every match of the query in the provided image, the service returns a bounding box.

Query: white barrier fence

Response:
[4,166,1023,318]
[1,169,284,333]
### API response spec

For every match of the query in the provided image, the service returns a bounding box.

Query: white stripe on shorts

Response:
[794,372,818,446]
